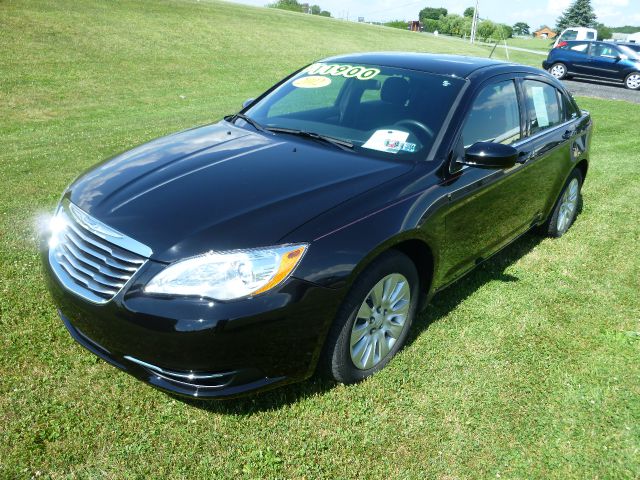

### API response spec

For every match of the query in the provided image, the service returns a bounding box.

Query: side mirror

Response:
[242,98,255,109]
[461,142,518,169]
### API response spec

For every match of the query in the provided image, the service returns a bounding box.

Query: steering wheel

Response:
[393,119,434,145]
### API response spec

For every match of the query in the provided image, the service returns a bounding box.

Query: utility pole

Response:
[470,0,479,43]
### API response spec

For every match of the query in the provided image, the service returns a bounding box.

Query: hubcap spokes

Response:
[628,75,640,89]
[557,178,579,233]
[551,65,565,78]
[349,273,411,370]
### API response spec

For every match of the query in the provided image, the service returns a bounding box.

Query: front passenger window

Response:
[462,80,521,148]
[523,80,561,135]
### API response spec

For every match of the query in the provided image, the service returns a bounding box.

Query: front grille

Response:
[48,201,151,304]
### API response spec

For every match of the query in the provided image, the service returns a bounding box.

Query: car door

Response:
[441,77,540,282]
[586,43,625,80]
[564,41,592,74]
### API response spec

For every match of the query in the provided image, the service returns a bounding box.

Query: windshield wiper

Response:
[266,127,354,152]
[225,113,266,132]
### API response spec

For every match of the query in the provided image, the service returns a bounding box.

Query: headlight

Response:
[144,244,307,301]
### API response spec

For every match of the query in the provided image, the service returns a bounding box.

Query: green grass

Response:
[504,36,555,52]
[1,0,639,478]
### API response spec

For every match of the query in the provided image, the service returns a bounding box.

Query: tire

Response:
[319,250,420,384]
[541,169,583,238]
[549,62,568,80]
[624,72,640,90]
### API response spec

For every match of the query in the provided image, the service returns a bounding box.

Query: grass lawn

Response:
[1,0,639,478]
[504,36,555,53]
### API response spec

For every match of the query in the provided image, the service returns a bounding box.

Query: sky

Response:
[226,0,640,29]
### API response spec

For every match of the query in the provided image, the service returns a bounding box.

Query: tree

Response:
[595,23,612,40]
[477,20,495,41]
[423,18,439,32]
[556,0,597,31]
[310,4,321,15]
[493,23,513,39]
[512,22,530,36]
[463,7,475,18]
[437,14,465,36]
[267,0,302,12]
[419,7,447,23]
[319,10,330,17]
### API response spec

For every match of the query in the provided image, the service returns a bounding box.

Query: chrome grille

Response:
[48,200,151,304]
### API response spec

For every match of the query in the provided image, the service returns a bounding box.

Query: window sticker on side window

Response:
[531,86,550,127]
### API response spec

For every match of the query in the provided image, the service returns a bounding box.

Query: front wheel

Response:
[625,72,640,90]
[319,250,419,384]
[549,62,568,80]
[541,169,583,238]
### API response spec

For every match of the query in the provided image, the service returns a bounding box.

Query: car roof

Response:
[320,52,522,79]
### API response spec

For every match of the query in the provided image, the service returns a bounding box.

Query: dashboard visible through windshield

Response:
[243,62,465,160]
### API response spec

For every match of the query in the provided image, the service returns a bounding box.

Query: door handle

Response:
[562,129,575,140]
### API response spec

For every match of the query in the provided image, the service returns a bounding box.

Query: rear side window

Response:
[568,42,589,53]
[523,80,561,135]
[462,80,521,147]
[586,31,595,39]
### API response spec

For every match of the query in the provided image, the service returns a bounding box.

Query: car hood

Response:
[67,122,413,262]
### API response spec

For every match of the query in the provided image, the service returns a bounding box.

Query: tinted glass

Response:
[563,30,579,40]
[564,42,589,53]
[592,43,619,57]
[559,90,579,121]
[523,80,562,135]
[246,62,464,160]
[462,80,521,147]
[586,31,595,39]
[619,45,640,58]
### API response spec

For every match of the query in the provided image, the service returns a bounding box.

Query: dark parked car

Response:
[42,53,592,398]
[543,40,640,89]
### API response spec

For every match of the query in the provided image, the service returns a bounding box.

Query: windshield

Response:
[619,45,640,59]
[243,62,465,160]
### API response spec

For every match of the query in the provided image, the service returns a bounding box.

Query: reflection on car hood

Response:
[67,122,414,261]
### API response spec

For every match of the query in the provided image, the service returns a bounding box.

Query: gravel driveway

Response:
[562,77,640,104]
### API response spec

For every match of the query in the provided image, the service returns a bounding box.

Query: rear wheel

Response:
[624,72,640,90]
[549,62,568,80]
[541,169,583,238]
[319,250,419,384]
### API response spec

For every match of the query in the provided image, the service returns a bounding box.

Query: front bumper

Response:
[542,60,551,70]
[43,253,343,399]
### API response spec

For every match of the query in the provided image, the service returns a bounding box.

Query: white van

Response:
[553,27,597,47]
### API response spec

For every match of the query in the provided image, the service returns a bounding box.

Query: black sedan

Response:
[42,53,592,398]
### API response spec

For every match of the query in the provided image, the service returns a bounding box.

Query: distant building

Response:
[358,16,365,22]
[629,32,640,43]
[534,26,557,39]
[301,3,310,14]
[409,20,421,32]
[612,32,629,41]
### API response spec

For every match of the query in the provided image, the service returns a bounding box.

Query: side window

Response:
[564,30,579,41]
[523,80,562,135]
[461,80,521,148]
[559,90,579,121]
[592,43,618,58]
[569,42,589,53]
[586,31,595,40]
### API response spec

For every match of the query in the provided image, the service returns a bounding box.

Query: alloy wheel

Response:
[557,178,579,233]
[349,273,411,370]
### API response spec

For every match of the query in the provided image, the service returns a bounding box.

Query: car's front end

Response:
[42,197,345,398]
